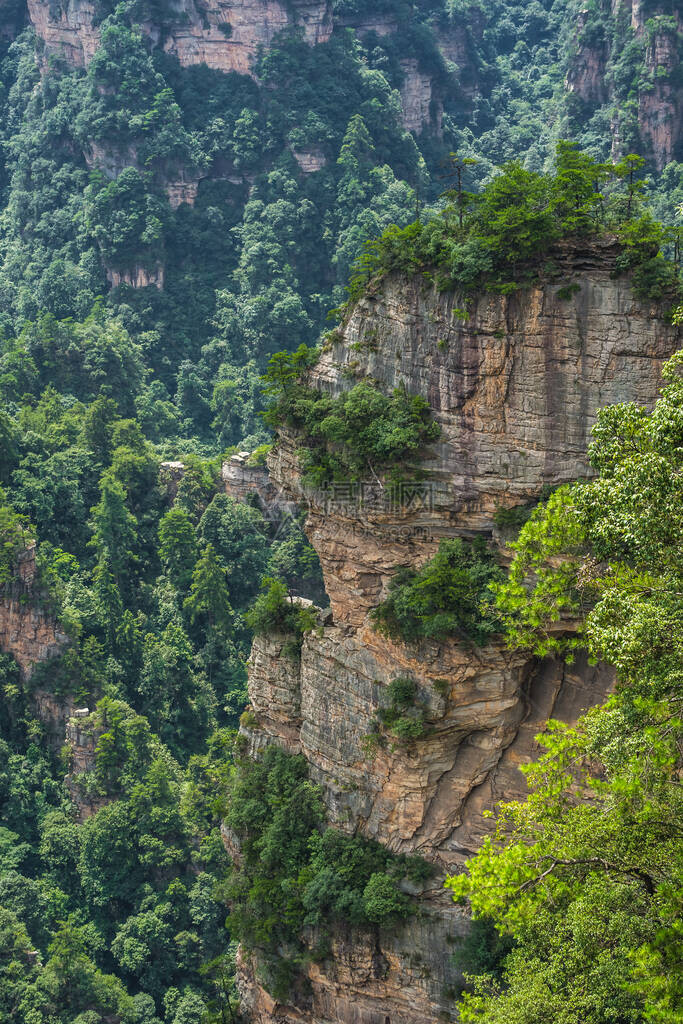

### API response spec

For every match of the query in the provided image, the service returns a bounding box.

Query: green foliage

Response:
[615,212,682,299]
[225,746,426,997]
[371,537,503,646]
[158,507,198,591]
[450,916,515,994]
[196,493,270,610]
[366,676,429,748]
[447,349,683,1023]
[183,543,233,633]
[0,489,32,587]
[344,143,681,306]
[362,872,412,924]
[245,578,317,659]
[268,514,328,608]
[264,351,440,486]
[0,2,680,1017]
[492,487,554,533]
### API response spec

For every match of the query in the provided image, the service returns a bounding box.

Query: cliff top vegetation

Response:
[340,141,683,307]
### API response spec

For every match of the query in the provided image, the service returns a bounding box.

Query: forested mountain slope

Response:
[0,2,681,1023]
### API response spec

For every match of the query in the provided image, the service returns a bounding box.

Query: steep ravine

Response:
[234,247,681,1022]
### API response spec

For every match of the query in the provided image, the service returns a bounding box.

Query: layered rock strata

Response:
[63,708,109,820]
[22,0,683,160]
[0,547,66,678]
[638,11,682,170]
[400,58,442,134]
[236,246,681,1022]
[27,0,332,74]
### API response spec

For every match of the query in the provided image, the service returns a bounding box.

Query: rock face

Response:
[106,264,165,290]
[291,145,328,174]
[23,0,683,161]
[399,58,442,134]
[238,897,469,1024]
[235,246,681,1022]
[27,0,99,67]
[0,547,66,679]
[161,0,332,75]
[638,11,682,171]
[222,451,297,522]
[565,7,609,105]
[63,709,109,820]
[27,0,332,75]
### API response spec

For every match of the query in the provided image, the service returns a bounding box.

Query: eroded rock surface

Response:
[235,249,680,1022]
[399,58,442,133]
[0,547,66,678]
[566,0,682,170]
[27,0,332,74]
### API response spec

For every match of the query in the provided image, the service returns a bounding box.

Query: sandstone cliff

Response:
[236,246,681,1023]
[0,545,66,679]
[637,9,682,171]
[0,547,98,802]
[26,0,332,74]
[24,0,442,133]
[18,0,683,156]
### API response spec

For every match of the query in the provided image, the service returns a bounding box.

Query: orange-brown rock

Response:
[222,451,297,521]
[566,7,609,105]
[336,13,398,37]
[235,245,681,1022]
[0,549,66,679]
[33,688,76,745]
[571,0,682,171]
[27,0,99,67]
[161,0,331,75]
[238,894,469,1024]
[63,709,108,820]
[27,0,332,75]
[638,13,682,171]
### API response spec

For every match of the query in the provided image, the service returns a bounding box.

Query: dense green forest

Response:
[0,0,681,1021]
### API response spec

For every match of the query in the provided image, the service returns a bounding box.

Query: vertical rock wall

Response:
[567,0,682,170]
[0,547,65,679]
[235,249,681,1022]
[26,0,332,74]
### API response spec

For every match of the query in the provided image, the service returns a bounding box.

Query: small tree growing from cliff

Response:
[262,360,440,489]
[245,578,316,659]
[371,537,503,647]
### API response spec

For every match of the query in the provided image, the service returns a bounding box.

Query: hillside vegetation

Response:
[0,0,681,1021]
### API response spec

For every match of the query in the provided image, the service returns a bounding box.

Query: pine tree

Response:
[89,474,137,590]
[159,506,198,592]
[184,543,233,633]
